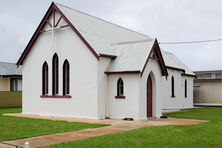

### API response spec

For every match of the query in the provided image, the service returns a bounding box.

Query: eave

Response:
[99,54,117,59]
[181,73,196,78]
[166,66,185,73]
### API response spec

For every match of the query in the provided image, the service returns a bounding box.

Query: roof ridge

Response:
[54,2,151,39]
[0,61,16,64]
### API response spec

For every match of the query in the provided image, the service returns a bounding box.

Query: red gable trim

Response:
[53,4,99,60]
[141,39,168,79]
[99,54,117,59]
[17,2,99,66]
[17,3,54,66]
[156,43,169,78]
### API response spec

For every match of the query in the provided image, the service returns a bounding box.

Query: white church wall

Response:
[107,73,140,120]
[183,76,194,108]
[97,57,111,119]
[22,23,100,119]
[161,69,193,110]
[139,59,163,120]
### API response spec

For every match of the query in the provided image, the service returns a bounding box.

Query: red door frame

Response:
[147,75,152,117]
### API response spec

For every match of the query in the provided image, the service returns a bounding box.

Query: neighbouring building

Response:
[0,62,22,108]
[17,2,195,120]
[194,70,222,106]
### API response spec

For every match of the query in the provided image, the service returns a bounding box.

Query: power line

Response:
[158,38,222,45]
[112,38,222,46]
[112,39,153,46]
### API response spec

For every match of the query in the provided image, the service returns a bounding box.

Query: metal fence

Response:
[0,91,22,108]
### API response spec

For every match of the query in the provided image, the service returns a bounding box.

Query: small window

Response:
[199,74,205,79]
[10,78,22,91]
[196,74,201,79]
[215,73,222,79]
[185,79,187,98]
[171,76,175,97]
[205,73,212,79]
[52,53,59,95]
[63,60,70,95]
[42,62,48,95]
[117,78,124,96]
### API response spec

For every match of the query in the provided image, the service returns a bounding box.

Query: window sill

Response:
[40,95,71,99]
[171,95,175,98]
[115,96,125,99]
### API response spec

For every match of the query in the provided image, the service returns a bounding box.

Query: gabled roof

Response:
[106,40,155,72]
[17,2,151,65]
[56,3,169,77]
[0,62,22,76]
[105,39,168,78]
[17,2,192,78]
[161,50,195,76]
[55,3,151,55]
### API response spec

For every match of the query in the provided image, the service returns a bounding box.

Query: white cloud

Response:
[0,0,221,70]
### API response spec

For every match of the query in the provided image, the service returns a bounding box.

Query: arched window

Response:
[52,53,59,95]
[171,76,175,97]
[63,60,70,95]
[117,78,124,96]
[42,62,48,95]
[185,79,187,98]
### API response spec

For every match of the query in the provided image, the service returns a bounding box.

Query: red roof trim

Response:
[53,4,99,60]
[17,2,99,66]
[17,3,54,66]
[140,40,156,76]
[141,39,168,78]
[181,73,196,77]
[99,54,117,59]
[156,43,169,78]
[166,66,185,73]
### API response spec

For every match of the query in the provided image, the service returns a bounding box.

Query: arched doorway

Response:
[147,74,152,117]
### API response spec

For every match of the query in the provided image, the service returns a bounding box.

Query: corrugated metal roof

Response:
[161,50,194,75]
[56,3,151,55]
[0,62,22,76]
[106,40,155,72]
[55,3,193,75]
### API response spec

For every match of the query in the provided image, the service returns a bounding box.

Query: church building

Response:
[17,2,195,120]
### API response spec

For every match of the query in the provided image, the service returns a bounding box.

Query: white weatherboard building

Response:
[17,2,195,120]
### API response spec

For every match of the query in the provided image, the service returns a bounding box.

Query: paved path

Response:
[2,113,207,148]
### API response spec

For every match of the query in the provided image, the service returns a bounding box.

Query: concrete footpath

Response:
[2,113,207,148]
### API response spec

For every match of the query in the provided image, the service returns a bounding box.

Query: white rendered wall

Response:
[107,73,140,120]
[22,15,100,119]
[194,81,222,103]
[0,78,10,91]
[97,57,111,119]
[161,69,193,110]
[184,76,194,108]
[139,59,163,119]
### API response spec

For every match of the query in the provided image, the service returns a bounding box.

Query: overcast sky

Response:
[0,0,222,71]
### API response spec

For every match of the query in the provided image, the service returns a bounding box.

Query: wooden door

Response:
[147,75,152,117]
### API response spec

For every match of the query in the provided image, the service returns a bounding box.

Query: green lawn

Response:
[45,107,222,148]
[0,108,107,141]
